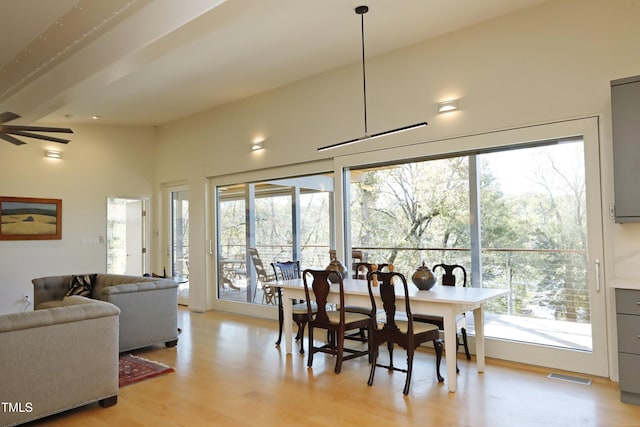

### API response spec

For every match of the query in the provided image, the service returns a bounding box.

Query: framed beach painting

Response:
[0,196,62,240]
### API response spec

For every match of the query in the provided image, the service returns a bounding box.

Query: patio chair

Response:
[248,248,277,305]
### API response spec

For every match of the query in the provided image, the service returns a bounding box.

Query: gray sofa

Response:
[0,296,119,427]
[32,274,179,352]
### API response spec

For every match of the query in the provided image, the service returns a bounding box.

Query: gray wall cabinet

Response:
[611,75,640,223]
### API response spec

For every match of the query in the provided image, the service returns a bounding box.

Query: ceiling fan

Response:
[0,111,73,146]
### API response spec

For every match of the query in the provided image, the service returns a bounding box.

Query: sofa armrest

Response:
[0,296,120,333]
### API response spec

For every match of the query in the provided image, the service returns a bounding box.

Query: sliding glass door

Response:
[216,173,333,305]
[478,142,591,348]
[340,119,607,376]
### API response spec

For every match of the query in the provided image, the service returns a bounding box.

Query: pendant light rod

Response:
[317,5,428,152]
[357,5,369,136]
[317,122,428,152]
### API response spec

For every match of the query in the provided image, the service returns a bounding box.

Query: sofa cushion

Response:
[65,274,97,297]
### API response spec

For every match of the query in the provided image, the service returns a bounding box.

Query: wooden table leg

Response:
[474,305,485,372]
[443,308,458,393]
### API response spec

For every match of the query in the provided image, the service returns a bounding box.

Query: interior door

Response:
[125,200,143,275]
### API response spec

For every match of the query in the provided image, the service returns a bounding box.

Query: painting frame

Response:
[0,196,62,240]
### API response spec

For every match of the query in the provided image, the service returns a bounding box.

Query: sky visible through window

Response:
[483,140,583,196]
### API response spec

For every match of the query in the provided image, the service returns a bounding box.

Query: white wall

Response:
[153,0,640,308]
[3,0,640,371]
[0,125,156,314]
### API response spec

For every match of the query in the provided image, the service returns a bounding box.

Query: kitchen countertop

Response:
[608,278,640,290]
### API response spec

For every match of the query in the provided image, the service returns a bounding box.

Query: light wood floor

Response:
[32,307,640,427]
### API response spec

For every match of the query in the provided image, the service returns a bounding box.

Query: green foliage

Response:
[218,182,332,270]
[350,141,590,323]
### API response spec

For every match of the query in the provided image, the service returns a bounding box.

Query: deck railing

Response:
[353,246,590,323]
[219,244,590,324]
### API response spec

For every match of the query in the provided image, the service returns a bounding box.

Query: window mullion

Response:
[469,155,483,288]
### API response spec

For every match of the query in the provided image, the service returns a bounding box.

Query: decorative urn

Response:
[411,261,436,290]
[326,251,348,283]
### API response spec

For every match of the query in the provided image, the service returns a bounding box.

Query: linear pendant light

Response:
[317,5,427,152]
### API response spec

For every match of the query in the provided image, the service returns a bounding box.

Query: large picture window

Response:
[347,138,591,351]
[349,157,471,275]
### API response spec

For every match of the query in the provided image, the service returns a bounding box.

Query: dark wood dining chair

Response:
[353,262,389,279]
[303,269,372,374]
[367,270,444,395]
[351,250,364,278]
[272,261,315,354]
[344,262,390,342]
[413,263,471,360]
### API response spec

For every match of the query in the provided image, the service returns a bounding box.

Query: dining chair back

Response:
[353,262,390,279]
[344,262,390,342]
[413,263,471,360]
[272,261,312,354]
[351,250,364,277]
[272,260,300,280]
[303,269,372,374]
[367,270,444,394]
[433,263,467,287]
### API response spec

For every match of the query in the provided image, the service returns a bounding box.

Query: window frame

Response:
[334,117,608,376]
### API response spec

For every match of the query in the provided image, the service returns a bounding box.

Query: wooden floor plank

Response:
[33,307,640,427]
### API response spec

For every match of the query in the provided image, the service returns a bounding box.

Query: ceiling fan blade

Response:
[0,132,26,145]
[0,112,20,124]
[1,124,73,134]
[5,130,70,144]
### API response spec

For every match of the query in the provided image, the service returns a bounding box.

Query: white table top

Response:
[276,278,509,304]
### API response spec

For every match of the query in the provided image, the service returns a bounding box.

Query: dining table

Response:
[275,277,508,393]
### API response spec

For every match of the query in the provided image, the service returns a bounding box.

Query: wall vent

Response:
[547,373,592,386]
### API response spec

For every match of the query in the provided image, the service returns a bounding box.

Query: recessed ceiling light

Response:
[92,115,101,120]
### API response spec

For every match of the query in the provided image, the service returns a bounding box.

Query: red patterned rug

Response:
[119,354,174,387]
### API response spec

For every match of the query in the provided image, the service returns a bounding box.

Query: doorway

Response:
[168,186,189,304]
[106,197,148,275]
